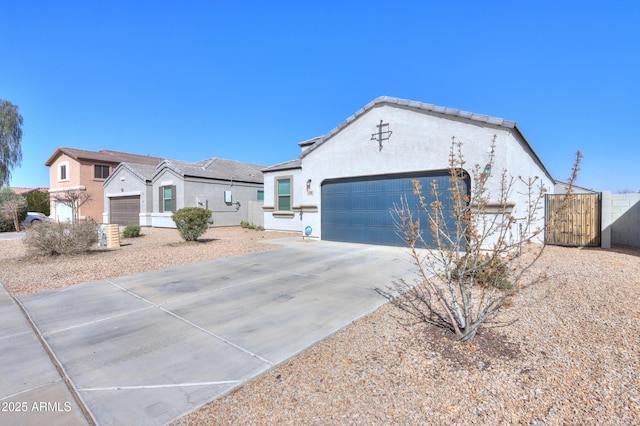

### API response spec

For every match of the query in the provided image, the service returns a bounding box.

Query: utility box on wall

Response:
[224,190,232,204]
[196,196,208,209]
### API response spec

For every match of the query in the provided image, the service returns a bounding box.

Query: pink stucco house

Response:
[45,148,163,223]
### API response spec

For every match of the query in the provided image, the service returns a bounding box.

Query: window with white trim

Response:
[276,177,291,211]
[58,162,69,182]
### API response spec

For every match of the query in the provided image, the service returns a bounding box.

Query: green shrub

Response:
[172,207,211,241]
[23,220,99,256]
[122,224,141,238]
[24,191,50,216]
[240,221,263,231]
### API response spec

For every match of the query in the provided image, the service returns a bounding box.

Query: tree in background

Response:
[0,188,27,231]
[0,99,23,187]
[24,190,50,216]
[2,197,27,231]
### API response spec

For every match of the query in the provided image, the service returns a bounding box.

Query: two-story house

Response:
[45,148,163,223]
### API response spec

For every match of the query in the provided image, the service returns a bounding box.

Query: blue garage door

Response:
[321,172,468,247]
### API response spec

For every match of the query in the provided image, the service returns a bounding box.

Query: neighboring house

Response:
[554,181,597,194]
[9,187,49,196]
[263,96,555,247]
[103,157,265,228]
[45,148,163,223]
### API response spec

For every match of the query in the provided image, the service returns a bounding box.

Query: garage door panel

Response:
[110,196,141,226]
[321,172,468,247]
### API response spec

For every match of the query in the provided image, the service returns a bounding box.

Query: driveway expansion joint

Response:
[12,295,97,426]
[107,279,275,366]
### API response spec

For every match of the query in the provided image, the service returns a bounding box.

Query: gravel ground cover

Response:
[1,228,638,424]
[173,245,640,425]
[0,226,294,296]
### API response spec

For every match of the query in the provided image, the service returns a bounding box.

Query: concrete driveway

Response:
[13,239,417,425]
[0,231,24,241]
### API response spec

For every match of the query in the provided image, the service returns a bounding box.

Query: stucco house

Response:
[263,96,555,247]
[103,157,265,228]
[45,148,163,223]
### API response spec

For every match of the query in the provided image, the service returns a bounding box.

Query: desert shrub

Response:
[122,224,141,238]
[241,221,263,231]
[451,254,512,291]
[0,188,27,232]
[379,138,582,341]
[172,207,211,241]
[23,220,99,255]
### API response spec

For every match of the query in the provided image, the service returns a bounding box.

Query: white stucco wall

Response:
[264,103,553,245]
[263,168,305,233]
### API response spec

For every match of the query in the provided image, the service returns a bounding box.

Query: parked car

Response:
[21,212,50,228]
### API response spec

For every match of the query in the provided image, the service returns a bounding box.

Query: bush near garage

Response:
[23,220,99,256]
[122,224,141,238]
[172,207,212,242]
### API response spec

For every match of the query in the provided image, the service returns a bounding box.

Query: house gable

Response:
[299,96,553,183]
[263,96,555,245]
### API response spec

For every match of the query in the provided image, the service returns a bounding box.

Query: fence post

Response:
[600,191,612,249]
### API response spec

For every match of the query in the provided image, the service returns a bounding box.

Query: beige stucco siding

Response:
[48,154,110,223]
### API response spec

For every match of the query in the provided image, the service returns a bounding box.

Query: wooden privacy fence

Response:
[545,193,601,247]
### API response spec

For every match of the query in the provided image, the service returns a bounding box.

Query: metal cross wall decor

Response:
[371,120,392,151]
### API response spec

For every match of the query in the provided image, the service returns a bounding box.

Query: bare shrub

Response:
[378,136,581,341]
[51,189,92,225]
[23,220,99,256]
[2,196,27,231]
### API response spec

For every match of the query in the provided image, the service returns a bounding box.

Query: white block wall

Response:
[601,191,640,248]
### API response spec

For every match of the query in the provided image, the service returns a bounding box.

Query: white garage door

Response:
[55,202,73,223]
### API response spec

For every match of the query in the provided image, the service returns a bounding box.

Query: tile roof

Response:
[155,158,264,183]
[9,187,48,195]
[45,147,164,166]
[262,159,302,172]
[116,162,159,182]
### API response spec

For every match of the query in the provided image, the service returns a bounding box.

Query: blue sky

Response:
[2,1,638,192]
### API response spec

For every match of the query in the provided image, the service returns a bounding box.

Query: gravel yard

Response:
[0,226,295,296]
[1,228,639,424]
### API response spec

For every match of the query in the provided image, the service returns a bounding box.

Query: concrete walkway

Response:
[6,239,417,425]
[0,285,88,425]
